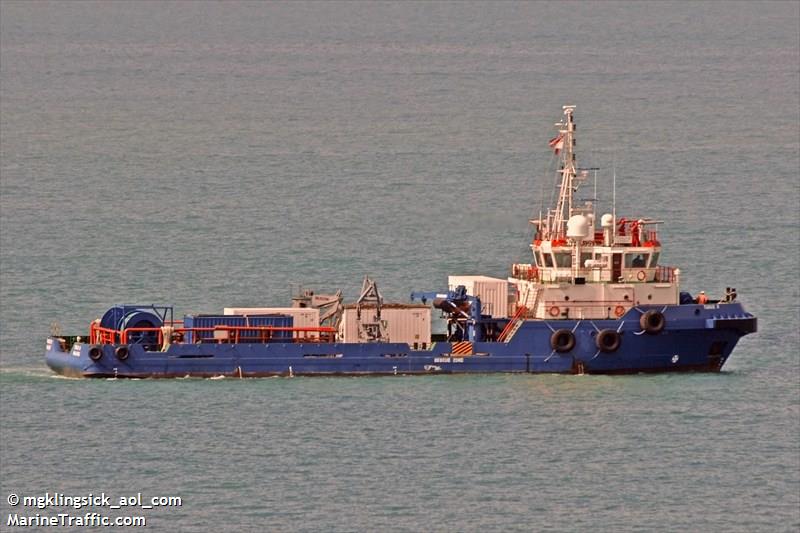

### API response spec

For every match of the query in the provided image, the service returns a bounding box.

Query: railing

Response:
[90,323,122,344]
[655,266,676,282]
[497,305,527,342]
[510,263,539,281]
[89,323,337,346]
[616,219,659,247]
[542,299,633,319]
[522,266,677,284]
[175,325,337,344]
[120,327,165,345]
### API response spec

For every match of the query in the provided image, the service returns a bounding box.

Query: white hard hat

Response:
[700,291,705,294]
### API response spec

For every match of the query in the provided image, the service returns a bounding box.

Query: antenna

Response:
[612,153,617,227]
[538,209,542,239]
[593,169,597,225]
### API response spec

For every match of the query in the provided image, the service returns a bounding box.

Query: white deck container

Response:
[223,307,320,338]
[338,304,431,347]
[448,275,509,318]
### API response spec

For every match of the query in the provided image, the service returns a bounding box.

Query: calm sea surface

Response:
[1,2,798,531]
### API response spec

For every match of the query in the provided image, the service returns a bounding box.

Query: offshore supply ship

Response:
[45,106,756,378]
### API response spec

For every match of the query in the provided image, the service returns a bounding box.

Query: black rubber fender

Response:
[115,345,130,360]
[88,346,103,361]
[639,310,666,335]
[550,329,576,353]
[596,329,622,352]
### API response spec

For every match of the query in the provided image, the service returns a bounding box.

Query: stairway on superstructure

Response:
[498,284,540,342]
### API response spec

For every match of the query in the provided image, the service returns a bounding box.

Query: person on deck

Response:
[696,291,709,304]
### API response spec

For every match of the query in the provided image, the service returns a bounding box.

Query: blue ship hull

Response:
[45,304,755,378]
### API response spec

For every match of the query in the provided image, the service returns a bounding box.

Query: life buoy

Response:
[639,310,665,335]
[614,305,626,318]
[637,270,646,281]
[550,329,576,353]
[115,345,130,360]
[88,346,103,361]
[596,329,622,352]
[549,306,560,317]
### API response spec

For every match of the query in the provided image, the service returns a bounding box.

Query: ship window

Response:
[542,252,554,268]
[625,253,649,268]
[580,253,592,268]
[649,252,660,267]
[554,253,571,268]
[531,253,539,267]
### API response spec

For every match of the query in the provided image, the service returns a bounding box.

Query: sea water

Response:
[1,2,798,531]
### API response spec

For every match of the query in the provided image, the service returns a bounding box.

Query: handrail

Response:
[511,263,539,281]
[182,325,337,344]
[542,299,633,319]
[498,305,527,342]
[655,266,676,282]
[90,323,120,344]
[88,324,339,345]
[543,299,630,307]
[120,327,165,345]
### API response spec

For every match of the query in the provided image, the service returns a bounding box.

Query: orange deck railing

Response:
[542,299,634,319]
[89,322,337,346]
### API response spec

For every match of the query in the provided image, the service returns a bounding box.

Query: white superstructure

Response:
[508,106,680,320]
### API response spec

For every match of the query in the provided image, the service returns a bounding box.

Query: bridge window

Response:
[580,252,593,267]
[649,252,660,267]
[625,253,649,268]
[541,251,554,268]
[554,253,571,268]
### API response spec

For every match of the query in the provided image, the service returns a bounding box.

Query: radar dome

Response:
[567,215,590,239]
[600,213,614,228]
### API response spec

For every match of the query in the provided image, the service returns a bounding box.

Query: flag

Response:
[548,133,565,154]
